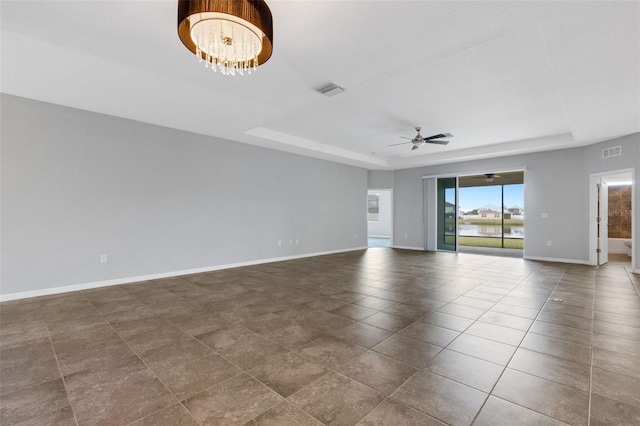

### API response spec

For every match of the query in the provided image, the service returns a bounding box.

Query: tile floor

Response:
[1,249,639,425]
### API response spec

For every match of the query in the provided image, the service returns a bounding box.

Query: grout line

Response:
[46,326,81,426]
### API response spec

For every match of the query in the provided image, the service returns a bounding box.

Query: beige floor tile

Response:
[392,371,488,425]
[399,322,460,347]
[264,324,325,349]
[358,399,445,426]
[299,336,367,369]
[508,348,591,392]
[425,349,504,393]
[336,351,417,395]
[130,403,198,426]
[249,352,329,397]
[447,334,516,366]
[361,312,415,333]
[289,371,385,425]
[246,400,323,425]
[0,379,72,426]
[474,396,568,426]
[520,332,592,366]
[590,394,640,426]
[592,367,640,409]
[329,322,392,348]
[184,374,282,425]
[372,335,442,369]
[492,369,589,425]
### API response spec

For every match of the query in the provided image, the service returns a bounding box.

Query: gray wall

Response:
[1,95,368,297]
[367,170,394,189]
[392,134,639,266]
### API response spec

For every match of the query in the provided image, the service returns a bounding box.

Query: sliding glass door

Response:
[437,177,457,251]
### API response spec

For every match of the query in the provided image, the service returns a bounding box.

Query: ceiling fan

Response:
[388,127,452,151]
[473,173,502,182]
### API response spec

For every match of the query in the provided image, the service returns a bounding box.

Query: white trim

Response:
[0,247,368,302]
[391,245,425,251]
[523,256,589,265]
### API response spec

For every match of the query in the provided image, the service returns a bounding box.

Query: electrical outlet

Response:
[99,254,108,263]
[541,213,548,219]
[354,234,357,239]
[277,240,282,246]
[289,240,293,245]
[547,240,552,246]
[295,239,299,244]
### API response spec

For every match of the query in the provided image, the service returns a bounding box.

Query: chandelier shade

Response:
[177,0,273,76]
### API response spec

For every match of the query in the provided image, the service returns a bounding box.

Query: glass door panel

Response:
[437,177,457,251]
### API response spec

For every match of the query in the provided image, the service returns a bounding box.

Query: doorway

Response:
[589,170,635,269]
[368,190,392,247]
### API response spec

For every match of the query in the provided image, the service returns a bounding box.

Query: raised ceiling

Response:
[1,1,638,170]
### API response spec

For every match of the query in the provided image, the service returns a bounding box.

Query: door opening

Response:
[589,170,635,270]
[368,190,392,247]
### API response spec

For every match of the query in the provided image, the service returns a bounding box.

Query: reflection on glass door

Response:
[437,177,457,251]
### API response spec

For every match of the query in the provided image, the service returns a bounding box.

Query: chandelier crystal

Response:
[178,1,273,76]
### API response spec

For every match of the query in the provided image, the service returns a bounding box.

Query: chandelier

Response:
[178,0,273,76]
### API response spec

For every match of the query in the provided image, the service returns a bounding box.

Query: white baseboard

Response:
[523,256,589,265]
[0,246,368,302]
[391,245,425,251]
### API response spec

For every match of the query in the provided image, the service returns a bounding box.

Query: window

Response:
[368,194,380,221]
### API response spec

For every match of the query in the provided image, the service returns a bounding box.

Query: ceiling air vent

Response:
[314,82,345,97]
[602,146,622,159]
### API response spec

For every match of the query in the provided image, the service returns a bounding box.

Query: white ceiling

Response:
[2,1,639,170]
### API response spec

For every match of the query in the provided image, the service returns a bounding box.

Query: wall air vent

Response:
[314,82,346,97]
[602,146,622,159]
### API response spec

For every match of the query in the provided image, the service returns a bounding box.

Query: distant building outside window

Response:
[368,194,380,221]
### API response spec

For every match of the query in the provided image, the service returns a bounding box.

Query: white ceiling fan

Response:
[388,127,452,151]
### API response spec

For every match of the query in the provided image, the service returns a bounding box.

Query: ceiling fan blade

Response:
[424,132,452,140]
[388,141,413,147]
[399,136,414,140]
[425,140,449,145]
[411,145,419,150]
